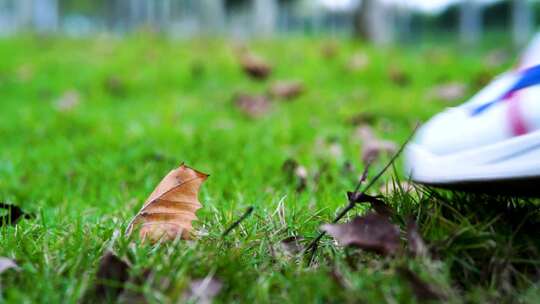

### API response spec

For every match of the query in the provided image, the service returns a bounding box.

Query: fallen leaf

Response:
[117,288,147,304]
[54,90,80,112]
[92,251,130,301]
[397,267,446,301]
[321,41,339,59]
[356,125,397,164]
[268,81,304,100]
[406,220,428,258]
[184,276,223,304]
[388,66,410,86]
[347,192,394,217]
[313,162,331,187]
[281,158,298,176]
[425,48,452,65]
[239,53,272,80]
[280,236,304,255]
[341,161,355,176]
[347,112,377,126]
[234,93,271,118]
[484,49,509,68]
[0,202,32,227]
[16,64,33,83]
[294,166,308,192]
[314,137,343,160]
[104,75,126,97]
[347,52,369,71]
[429,82,467,102]
[0,257,19,274]
[321,213,400,256]
[126,164,209,242]
[281,159,308,192]
[329,142,343,159]
[117,269,151,304]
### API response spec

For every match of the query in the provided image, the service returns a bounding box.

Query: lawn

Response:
[0,34,539,303]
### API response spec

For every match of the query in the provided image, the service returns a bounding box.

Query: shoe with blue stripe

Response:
[405,34,540,194]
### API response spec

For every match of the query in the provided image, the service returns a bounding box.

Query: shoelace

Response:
[471,64,540,116]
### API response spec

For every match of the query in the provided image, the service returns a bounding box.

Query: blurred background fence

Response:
[0,0,538,46]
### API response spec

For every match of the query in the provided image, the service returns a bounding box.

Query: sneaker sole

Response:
[405,129,540,190]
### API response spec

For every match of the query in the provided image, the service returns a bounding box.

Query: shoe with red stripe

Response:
[405,34,540,193]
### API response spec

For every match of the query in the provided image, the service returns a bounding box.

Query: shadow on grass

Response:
[398,185,540,296]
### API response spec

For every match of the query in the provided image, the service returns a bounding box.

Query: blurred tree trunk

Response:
[16,0,33,29]
[459,0,483,46]
[253,0,277,36]
[512,0,534,47]
[145,0,155,25]
[0,0,15,34]
[354,0,393,45]
[105,0,120,31]
[395,4,412,43]
[128,0,145,29]
[32,0,58,33]
[198,0,225,34]
[158,0,172,31]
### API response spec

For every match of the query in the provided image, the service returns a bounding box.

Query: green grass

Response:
[0,34,539,303]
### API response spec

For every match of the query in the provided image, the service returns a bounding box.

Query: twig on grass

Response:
[305,124,419,261]
[222,206,254,237]
[305,162,372,255]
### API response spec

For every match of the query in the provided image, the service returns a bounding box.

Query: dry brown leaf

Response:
[86,251,151,304]
[55,90,80,112]
[362,141,398,164]
[280,236,305,255]
[281,159,308,192]
[321,213,400,256]
[126,164,209,242]
[321,41,339,59]
[484,49,509,68]
[16,64,33,83]
[356,125,397,164]
[239,53,272,80]
[314,137,343,160]
[268,81,304,100]
[117,269,152,304]
[406,220,428,258]
[388,66,410,86]
[347,112,377,126]
[104,75,126,97]
[0,257,19,274]
[341,161,355,176]
[294,165,308,192]
[234,93,271,118]
[329,142,343,159]
[429,82,467,102]
[184,276,223,304]
[347,52,369,71]
[0,202,32,227]
[92,251,130,301]
[347,192,394,217]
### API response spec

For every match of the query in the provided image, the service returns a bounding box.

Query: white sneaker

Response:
[405,34,540,191]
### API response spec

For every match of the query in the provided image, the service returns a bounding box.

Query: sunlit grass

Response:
[1,34,538,303]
